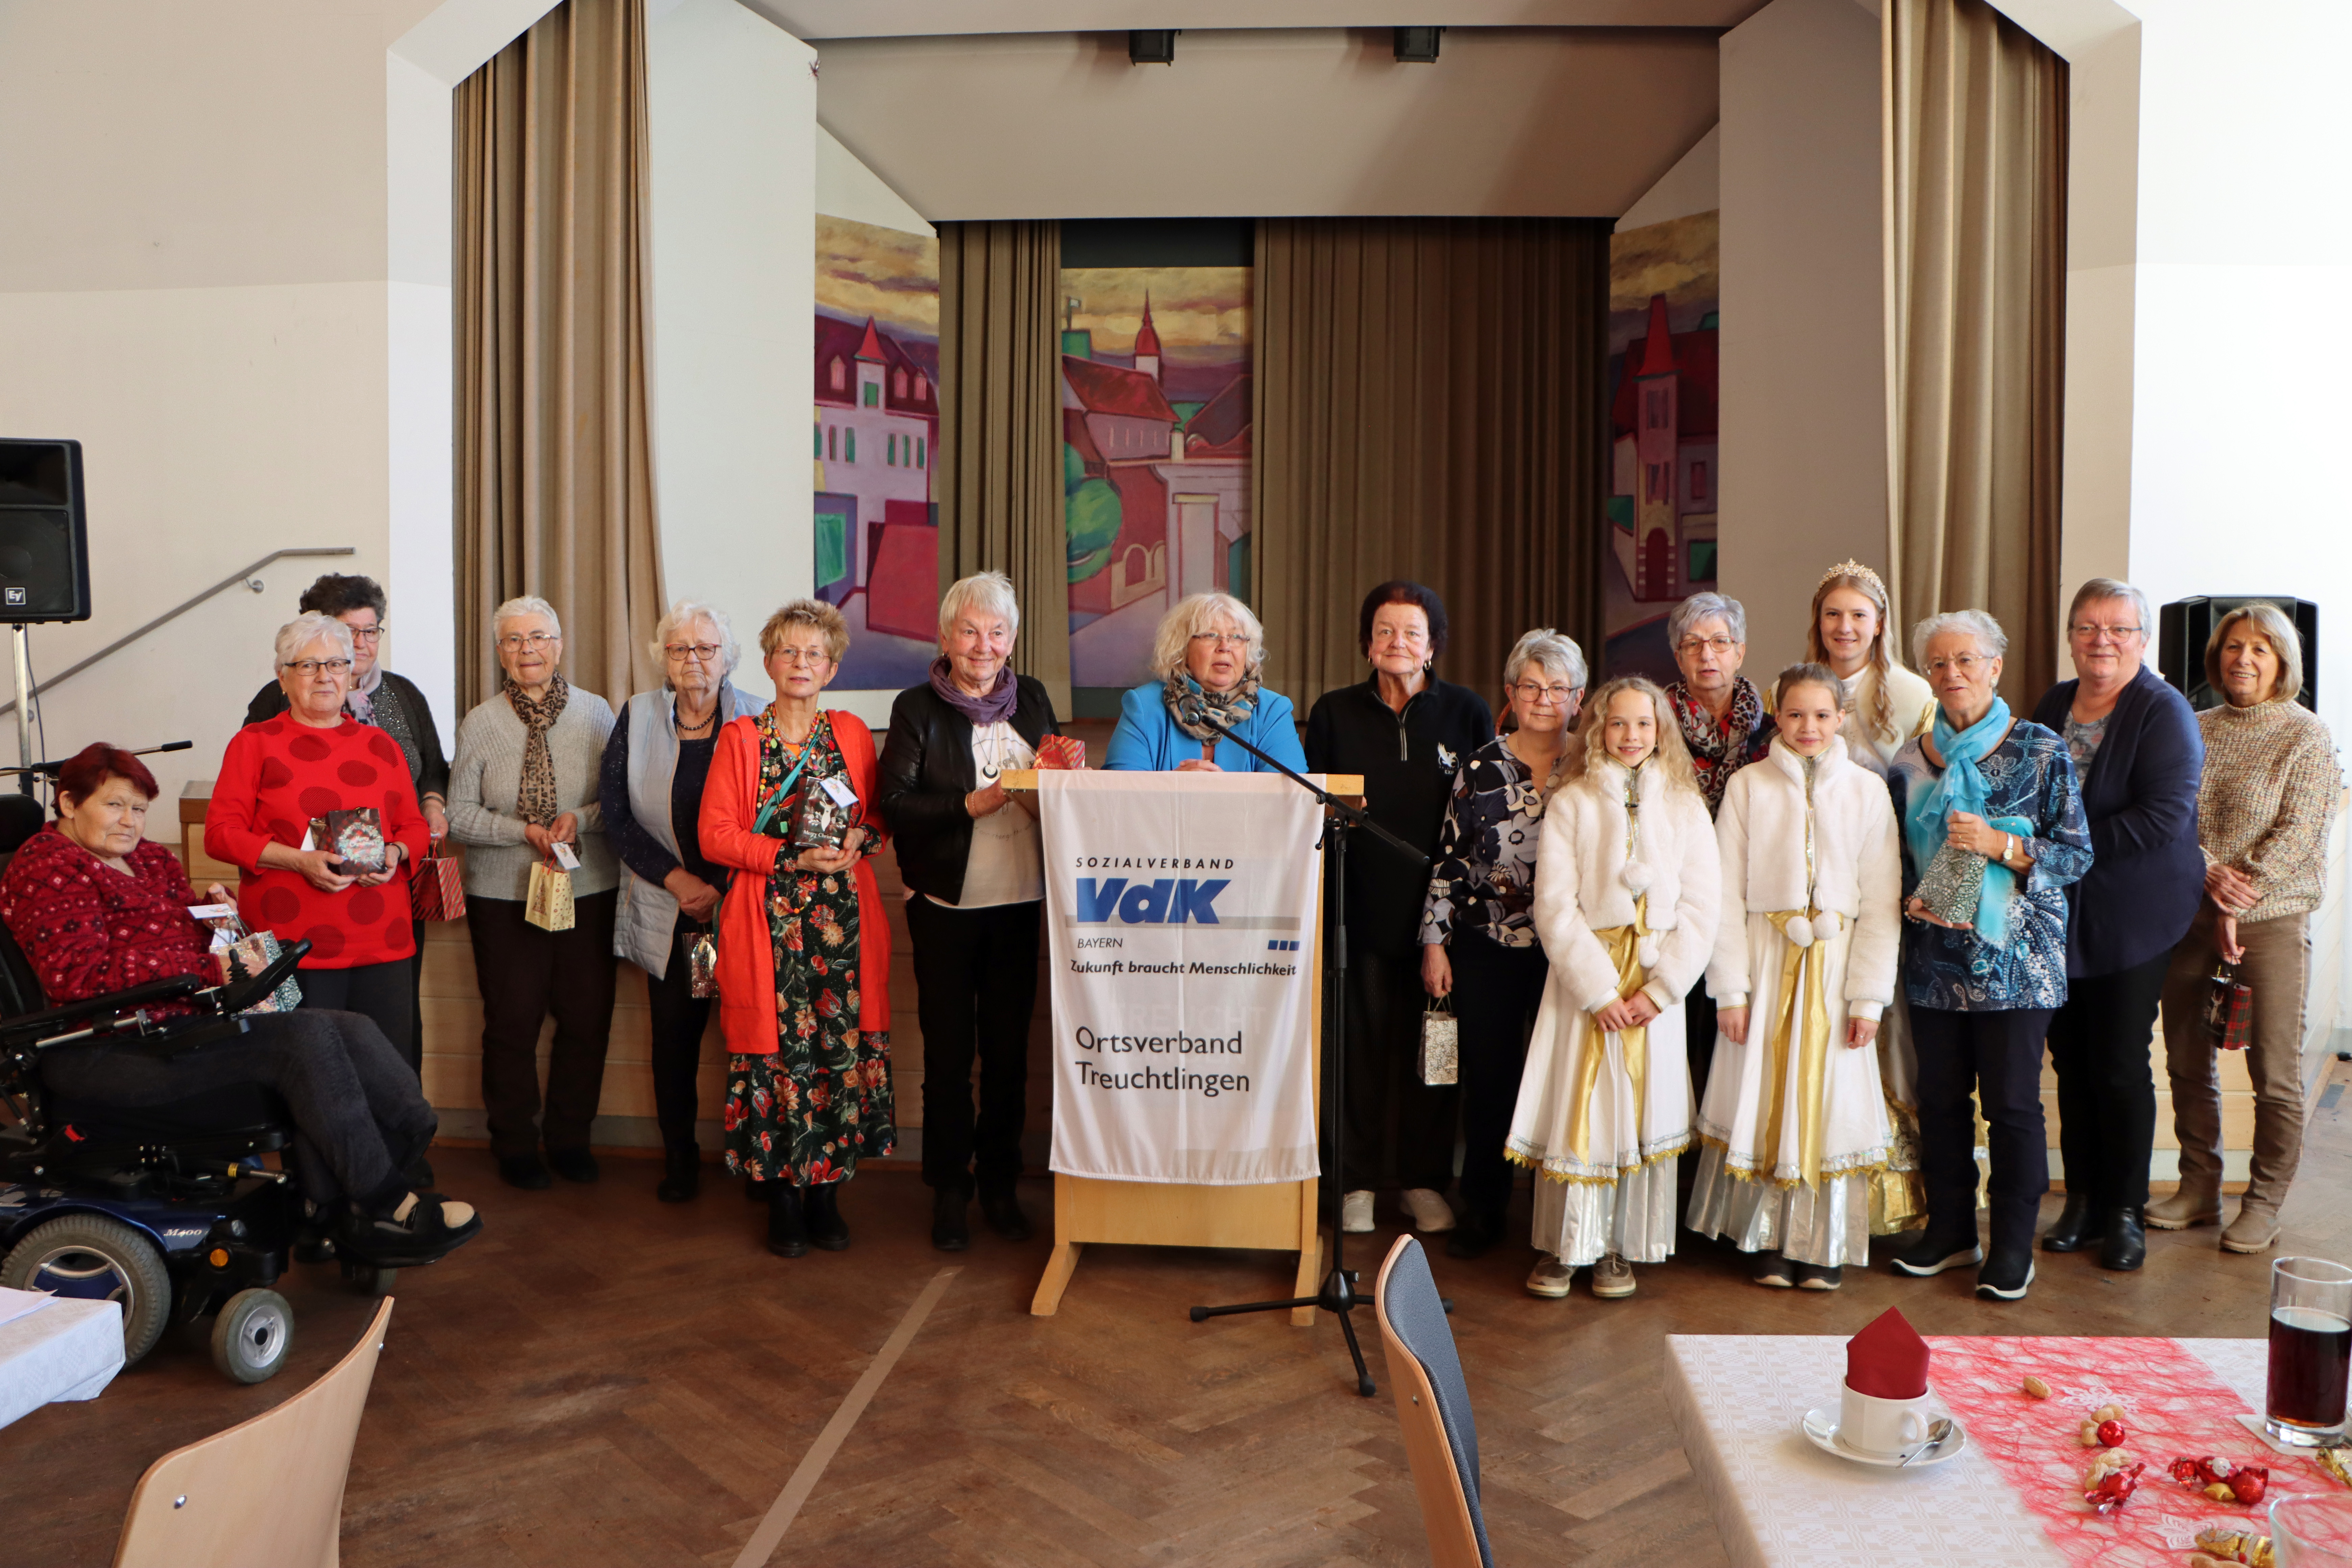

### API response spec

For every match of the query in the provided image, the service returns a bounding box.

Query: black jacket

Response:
[2030,665,2205,978]
[1304,676,1495,957]
[244,670,450,803]
[878,677,1061,904]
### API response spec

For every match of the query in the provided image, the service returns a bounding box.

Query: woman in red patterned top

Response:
[0,744,477,1266]
[205,612,430,1098]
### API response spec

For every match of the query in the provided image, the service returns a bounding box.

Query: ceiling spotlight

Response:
[1129,30,1178,66]
[1393,26,1442,63]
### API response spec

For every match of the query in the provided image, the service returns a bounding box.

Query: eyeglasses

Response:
[498,632,558,651]
[1513,681,1579,704]
[285,658,352,676]
[1677,636,1738,655]
[771,646,832,667]
[1926,653,1989,675]
[665,642,723,663]
[347,625,385,643]
[1189,632,1250,650]
[2069,623,2143,643]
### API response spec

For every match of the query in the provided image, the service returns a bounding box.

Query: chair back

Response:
[1373,1235,1494,1568]
[113,1298,395,1568]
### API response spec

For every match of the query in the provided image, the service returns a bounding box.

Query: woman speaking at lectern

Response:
[1103,592,1308,774]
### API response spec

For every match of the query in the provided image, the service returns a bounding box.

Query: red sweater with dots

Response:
[203,715,429,969]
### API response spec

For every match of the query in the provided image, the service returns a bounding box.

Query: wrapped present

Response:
[411,838,465,922]
[216,929,303,1013]
[324,807,387,872]
[792,775,857,852]
[524,859,575,932]
[1036,734,1087,770]
[1913,843,1990,928]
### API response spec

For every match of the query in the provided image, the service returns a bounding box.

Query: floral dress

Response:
[722,710,895,1185]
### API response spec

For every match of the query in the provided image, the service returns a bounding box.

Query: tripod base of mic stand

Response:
[1190,1267,1377,1397]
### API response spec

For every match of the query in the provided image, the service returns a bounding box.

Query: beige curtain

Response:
[935,221,1070,713]
[1254,218,1611,707]
[1884,0,2068,703]
[455,0,666,714]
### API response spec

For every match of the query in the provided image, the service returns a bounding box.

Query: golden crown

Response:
[1818,559,1887,598]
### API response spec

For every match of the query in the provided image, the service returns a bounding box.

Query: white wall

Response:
[1714,0,1888,667]
[646,0,818,683]
[1617,123,1720,230]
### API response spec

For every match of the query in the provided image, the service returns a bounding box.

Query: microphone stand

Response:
[1179,709,1427,1398]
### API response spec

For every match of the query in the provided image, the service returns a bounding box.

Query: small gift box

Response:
[1913,843,1988,928]
[1036,734,1087,771]
[791,774,857,852]
[324,807,387,872]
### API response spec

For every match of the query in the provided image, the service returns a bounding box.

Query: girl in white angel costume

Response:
[1686,663,1903,1290]
[1508,677,1720,1301]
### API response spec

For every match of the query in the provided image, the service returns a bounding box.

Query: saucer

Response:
[1800,1408,1968,1469]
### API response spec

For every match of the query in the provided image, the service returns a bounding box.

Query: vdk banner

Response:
[1041,771,1323,1185]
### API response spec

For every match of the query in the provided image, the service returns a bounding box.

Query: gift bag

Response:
[524,859,575,932]
[410,838,465,922]
[1036,733,1087,771]
[1418,996,1459,1086]
[2203,961,2254,1049]
[216,930,303,1014]
[681,924,719,1000]
[1913,843,1989,928]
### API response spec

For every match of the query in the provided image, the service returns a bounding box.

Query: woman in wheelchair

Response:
[0,744,480,1267]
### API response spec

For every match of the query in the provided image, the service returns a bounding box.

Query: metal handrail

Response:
[0,547,356,719]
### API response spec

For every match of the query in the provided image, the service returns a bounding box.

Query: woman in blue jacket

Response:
[1104,592,1309,774]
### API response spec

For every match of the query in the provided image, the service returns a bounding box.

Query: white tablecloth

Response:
[1664,1334,2267,1567]
[0,1298,126,1430]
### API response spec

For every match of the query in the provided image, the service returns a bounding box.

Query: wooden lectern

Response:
[1005,769,1361,1326]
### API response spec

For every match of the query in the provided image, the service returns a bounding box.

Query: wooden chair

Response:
[113,1298,394,1568]
[1373,1236,1494,1568]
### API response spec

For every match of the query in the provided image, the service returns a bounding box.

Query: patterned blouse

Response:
[1886,719,2092,1012]
[1420,736,1551,950]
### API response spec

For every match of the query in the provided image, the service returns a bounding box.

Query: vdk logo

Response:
[1074,877,1229,925]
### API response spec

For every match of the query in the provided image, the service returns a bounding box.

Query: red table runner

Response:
[1927,1336,2337,1566]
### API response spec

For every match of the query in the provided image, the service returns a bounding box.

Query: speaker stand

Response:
[11,626,32,797]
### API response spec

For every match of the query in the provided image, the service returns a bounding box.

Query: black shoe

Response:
[1976,1246,2035,1300]
[499,1154,551,1191]
[547,1147,600,1184]
[2040,1192,2104,1253]
[767,1186,808,1258]
[340,1193,483,1268]
[403,1156,436,1189]
[2098,1207,2146,1271]
[1891,1230,1983,1276]
[1751,1252,1795,1289]
[932,1188,970,1252]
[805,1183,850,1250]
[657,1145,702,1204]
[979,1188,1031,1242]
[1792,1262,1844,1291]
[1444,1211,1507,1260]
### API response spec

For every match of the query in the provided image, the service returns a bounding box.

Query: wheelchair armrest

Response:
[0,973,205,1049]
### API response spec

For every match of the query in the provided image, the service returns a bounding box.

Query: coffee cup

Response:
[1839,1379,1932,1457]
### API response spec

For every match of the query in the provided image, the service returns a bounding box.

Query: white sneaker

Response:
[1341,1190,1375,1233]
[1401,1188,1456,1233]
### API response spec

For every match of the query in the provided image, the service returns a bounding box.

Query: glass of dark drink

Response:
[2266,1256,2352,1447]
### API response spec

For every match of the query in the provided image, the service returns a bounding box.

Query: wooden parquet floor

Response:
[5,1063,2347,1567]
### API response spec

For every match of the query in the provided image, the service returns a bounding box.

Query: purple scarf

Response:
[930,656,1018,727]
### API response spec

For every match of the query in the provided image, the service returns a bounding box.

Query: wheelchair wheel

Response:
[0,1214,174,1365]
[209,1288,293,1385]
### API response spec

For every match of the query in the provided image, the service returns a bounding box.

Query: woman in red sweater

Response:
[0,743,476,1266]
[206,613,430,1097]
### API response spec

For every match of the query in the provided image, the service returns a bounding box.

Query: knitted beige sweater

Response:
[2197,697,2341,922]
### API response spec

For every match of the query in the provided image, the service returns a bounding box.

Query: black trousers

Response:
[907,896,1040,1197]
[1342,942,1457,1192]
[644,915,714,1154]
[407,918,427,1077]
[1911,1005,2054,1253]
[2045,949,2168,1212]
[42,1009,435,1211]
[465,889,619,1158]
[1450,932,1547,1224]
[299,958,417,1080]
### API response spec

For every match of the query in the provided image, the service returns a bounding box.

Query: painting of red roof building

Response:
[816,214,942,691]
[1060,268,1253,692]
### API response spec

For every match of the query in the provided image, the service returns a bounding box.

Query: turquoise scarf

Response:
[1903,696,2033,947]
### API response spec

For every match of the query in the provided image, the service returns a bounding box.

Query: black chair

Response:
[1374,1235,1495,1568]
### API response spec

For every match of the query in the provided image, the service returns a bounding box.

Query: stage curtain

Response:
[454,0,666,713]
[935,221,1070,713]
[1884,0,2067,702]
[1253,218,1610,710]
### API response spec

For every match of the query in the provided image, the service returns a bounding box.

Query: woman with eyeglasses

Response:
[206,613,433,1124]
[1886,610,2089,1301]
[447,595,620,1191]
[1418,629,1586,1258]
[1103,592,1308,774]
[2026,579,2205,1273]
[598,600,764,1203]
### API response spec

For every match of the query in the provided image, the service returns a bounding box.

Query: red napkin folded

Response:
[1847,1307,1930,1400]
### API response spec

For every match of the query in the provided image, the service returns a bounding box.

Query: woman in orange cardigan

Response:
[701,600,893,1257]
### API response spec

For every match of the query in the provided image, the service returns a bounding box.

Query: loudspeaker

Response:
[1128,29,1177,65]
[0,440,91,624]
[2159,595,2317,713]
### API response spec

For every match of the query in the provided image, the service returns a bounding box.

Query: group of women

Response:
[0,561,2330,1294]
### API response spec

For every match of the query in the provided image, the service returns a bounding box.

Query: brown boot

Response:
[2146,1178,2222,1230]
[2222,1202,2282,1254]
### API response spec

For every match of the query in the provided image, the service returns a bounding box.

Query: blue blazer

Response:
[2031,664,2205,978]
[1104,682,1310,774]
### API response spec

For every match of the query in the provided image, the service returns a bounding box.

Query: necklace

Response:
[674,703,716,738]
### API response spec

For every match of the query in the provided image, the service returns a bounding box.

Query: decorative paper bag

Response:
[1036,734,1087,770]
[410,838,465,922]
[1419,996,1459,1086]
[524,859,576,932]
[2203,961,2254,1050]
[1913,843,1989,928]
[216,930,303,1013]
[682,926,719,1000]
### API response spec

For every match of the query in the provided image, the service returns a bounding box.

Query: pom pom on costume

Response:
[1784,915,1815,949]
[1622,862,1652,895]
[1637,937,1661,969]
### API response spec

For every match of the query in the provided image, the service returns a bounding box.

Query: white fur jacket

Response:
[1706,735,1903,1019]
[1533,757,1722,1015]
